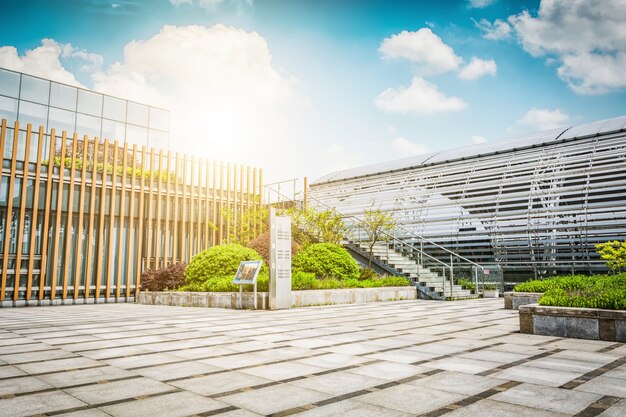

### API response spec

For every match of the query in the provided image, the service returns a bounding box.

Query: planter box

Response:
[519,303,626,342]
[504,291,543,310]
[483,289,500,298]
[137,286,416,310]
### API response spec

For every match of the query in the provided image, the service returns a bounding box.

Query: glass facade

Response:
[310,116,626,283]
[0,67,170,149]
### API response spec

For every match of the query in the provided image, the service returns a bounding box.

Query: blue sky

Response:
[1,0,625,183]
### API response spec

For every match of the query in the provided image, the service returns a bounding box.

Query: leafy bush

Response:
[247,230,300,264]
[292,243,359,280]
[180,274,269,292]
[140,262,186,291]
[595,240,626,272]
[184,244,265,287]
[291,271,410,290]
[358,266,379,281]
[457,278,476,291]
[513,275,592,293]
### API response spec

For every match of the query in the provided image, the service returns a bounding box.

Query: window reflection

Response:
[18,101,47,130]
[126,125,147,146]
[20,75,50,104]
[127,102,148,127]
[102,119,126,142]
[50,83,77,111]
[103,96,126,122]
[77,89,102,117]
[149,108,169,131]
[48,107,76,135]
[0,69,20,98]
[148,129,169,149]
[0,96,18,122]
[76,114,101,139]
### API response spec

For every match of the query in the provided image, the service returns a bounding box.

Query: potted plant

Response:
[483,283,499,298]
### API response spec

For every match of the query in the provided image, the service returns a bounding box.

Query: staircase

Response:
[349,242,477,300]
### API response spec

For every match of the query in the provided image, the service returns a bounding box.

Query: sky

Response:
[1,0,625,185]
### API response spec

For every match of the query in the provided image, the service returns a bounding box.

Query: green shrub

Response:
[457,278,476,291]
[180,274,269,292]
[184,244,265,287]
[513,275,592,293]
[291,271,318,290]
[358,266,379,281]
[140,262,186,291]
[292,243,359,280]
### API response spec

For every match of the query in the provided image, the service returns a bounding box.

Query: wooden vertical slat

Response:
[84,139,99,299]
[125,145,137,298]
[196,158,203,252]
[204,159,211,249]
[1,121,19,302]
[252,168,257,236]
[134,147,147,295]
[49,131,68,301]
[163,151,172,266]
[246,166,252,237]
[26,126,45,301]
[258,168,263,235]
[145,148,155,269]
[115,143,128,298]
[219,162,224,244]
[94,140,109,300]
[180,155,188,260]
[233,164,238,242]
[188,156,195,258]
[72,135,89,300]
[105,141,119,299]
[226,163,231,242]
[38,128,56,301]
[61,133,78,299]
[239,164,244,240]
[154,150,163,269]
[172,153,180,263]
[12,124,32,302]
[212,161,217,246]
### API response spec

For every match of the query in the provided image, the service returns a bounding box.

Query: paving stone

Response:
[15,356,102,374]
[491,365,583,387]
[365,348,439,363]
[598,399,626,417]
[407,370,506,395]
[604,364,626,380]
[104,353,182,369]
[166,345,237,359]
[526,356,603,373]
[37,365,135,387]
[171,371,272,396]
[458,349,530,363]
[55,409,112,417]
[0,365,27,378]
[80,345,153,360]
[135,360,222,381]
[0,349,76,364]
[289,370,387,395]
[200,352,277,369]
[424,356,501,374]
[294,353,369,369]
[291,398,411,416]
[99,391,227,417]
[0,342,54,355]
[216,409,263,417]
[490,382,602,414]
[444,398,570,417]
[574,376,626,398]
[0,375,53,395]
[358,383,465,414]
[239,361,325,381]
[219,383,330,415]
[346,361,430,380]
[0,390,86,417]
[66,377,174,404]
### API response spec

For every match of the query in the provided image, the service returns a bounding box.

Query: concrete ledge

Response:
[519,303,626,342]
[137,286,416,310]
[0,297,135,308]
[504,291,543,309]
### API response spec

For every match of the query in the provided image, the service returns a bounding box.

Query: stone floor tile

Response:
[37,365,135,387]
[406,342,468,355]
[407,370,507,395]
[358,383,464,414]
[99,391,227,417]
[526,356,604,373]
[575,376,626,398]
[239,361,325,381]
[135,360,222,381]
[170,371,272,396]
[0,349,76,364]
[66,377,174,405]
[216,409,263,417]
[0,365,27,378]
[0,375,53,395]
[294,353,369,369]
[491,365,582,387]
[598,399,626,417]
[604,364,626,380]
[80,345,153,360]
[458,349,530,363]
[424,356,501,374]
[0,342,54,355]
[365,348,439,364]
[199,352,277,369]
[491,382,602,414]
[319,343,384,355]
[219,383,330,415]
[444,398,569,417]
[104,353,182,369]
[346,361,430,380]
[15,356,101,374]
[55,409,112,417]
[0,390,86,417]
[289,370,387,395]
[550,350,622,364]
[166,345,237,359]
[292,399,411,416]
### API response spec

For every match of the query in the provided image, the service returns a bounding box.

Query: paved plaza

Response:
[1,299,625,417]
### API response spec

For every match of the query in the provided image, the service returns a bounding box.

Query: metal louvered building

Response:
[309,116,626,281]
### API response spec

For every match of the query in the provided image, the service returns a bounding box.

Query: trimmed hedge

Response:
[184,244,265,287]
[292,243,359,280]
[514,273,626,310]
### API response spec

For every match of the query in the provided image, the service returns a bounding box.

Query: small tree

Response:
[291,207,345,247]
[595,240,626,273]
[362,208,396,268]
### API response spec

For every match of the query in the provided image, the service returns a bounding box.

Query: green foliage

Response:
[292,243,359,280]
[514,275,593,293]
[140,262,187,291]
[246,230,300,264]
[358,266,379,281]
[361,207,396,267]
[457,278,476,291]
[184,244,265,287]
[222,203,269,245]
[180,274,269,292]
[44,157,177,182]
[290,271,410,290]
[291,207,346,246]
[595,240,626,272]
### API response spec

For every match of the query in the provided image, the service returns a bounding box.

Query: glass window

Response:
[148,129,169,150]
[3,128,14,160]
[0,176,8,206]
[126,125,147,147]
[48,107,76,135]
[76,113,101,139]
[0,69,21,98]
[20,75,50,104]
[0,96,18,123]
[102,119,125,142]
[18,101,47,130]
[103,96,126,122]
[77,89,102,116]
[127,101,148,127]
[50,82,77,111]
[149,108,169,131]
[16,130,27,161]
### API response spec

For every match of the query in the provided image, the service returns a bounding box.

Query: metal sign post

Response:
[269,208,292,310]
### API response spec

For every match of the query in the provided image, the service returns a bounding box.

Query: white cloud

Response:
[517,108,570,130]
[473,18,512,40]
[458,57,497,80]
[469,135,487,144]
[468,0,497,8]
[379,28,463,75]
[391,137,429,156]
[0,39,87,86]
[375,76,467,114]
[508,0,626,94]
[170,0,252,10]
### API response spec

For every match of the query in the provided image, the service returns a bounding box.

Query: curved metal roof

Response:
[313,115,626,185]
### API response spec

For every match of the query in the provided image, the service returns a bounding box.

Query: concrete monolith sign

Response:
[269,208,292,309]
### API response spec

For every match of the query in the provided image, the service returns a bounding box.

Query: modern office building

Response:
[310,115,626,281]
[0,67,170,149]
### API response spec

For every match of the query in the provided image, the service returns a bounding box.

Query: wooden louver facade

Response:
[0,120,263,306]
